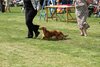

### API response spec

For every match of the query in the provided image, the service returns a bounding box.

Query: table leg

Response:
[66,8,69,22]
[66,7,76,22]
[45,7,48,22]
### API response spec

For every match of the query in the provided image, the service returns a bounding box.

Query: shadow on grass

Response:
[37,37,71,41]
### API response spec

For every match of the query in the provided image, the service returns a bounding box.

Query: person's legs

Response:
[25,9,34,38]
[83,28,87,36]
[77,17,84,36]
[80,13,89,36]
[1,5,5,13]
[5,6,11,12]
[30,9,40,38]
[0,3,1,11]
[25,9,40,38]
[80,28,84,36]
[83,23,90,36]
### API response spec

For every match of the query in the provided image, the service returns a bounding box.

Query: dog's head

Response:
[39,27,46,30]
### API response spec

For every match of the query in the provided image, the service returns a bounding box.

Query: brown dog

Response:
[39,27,68,40]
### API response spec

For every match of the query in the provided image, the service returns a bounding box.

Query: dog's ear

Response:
[39,27,45,30]
[39,27,46,30]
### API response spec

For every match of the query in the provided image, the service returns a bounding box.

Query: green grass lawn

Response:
[0,7,100,67]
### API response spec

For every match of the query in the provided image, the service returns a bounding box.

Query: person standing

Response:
[23,0,43,38]
[5,0,11,12]
[74,0,92,36]
[0,0,5,13]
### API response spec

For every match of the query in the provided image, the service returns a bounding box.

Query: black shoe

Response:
[34,31,40,39]
[27,31,33,38]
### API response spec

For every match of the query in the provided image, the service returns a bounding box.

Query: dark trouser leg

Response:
[1,5,5,13]
[25,9,39,38]
[40,0,44,6]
